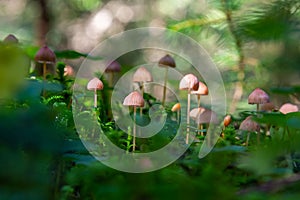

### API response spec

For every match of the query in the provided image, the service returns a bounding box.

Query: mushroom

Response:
[87,77,104,108]
[279,103,299,114]
[179,74,199,144]
[190,107,218,136]
[248,88,270,112]
[171,103,181,123]
[105,60,121,87]
[260,102,276,112]
[34,45,56,80]
[3,34,18,43]
[223,115,232,127]
[123,91,144,151]
[132,67,153,115]
[158,54,176,106]
[239,116,260,146]
[191,81,208,108]
[64,65,74,77]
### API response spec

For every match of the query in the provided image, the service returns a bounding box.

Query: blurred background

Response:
[1,0,299,114]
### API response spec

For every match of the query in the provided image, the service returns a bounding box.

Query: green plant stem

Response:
[162,67,169,106]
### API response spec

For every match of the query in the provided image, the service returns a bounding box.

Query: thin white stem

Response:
[94,88,97,108]
[133,106,136,151]
[162,67,168,106]
[186,90,191,144]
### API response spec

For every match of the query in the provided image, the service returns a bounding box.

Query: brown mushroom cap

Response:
[260,102,276,112]
[239,116,260,132]
[158,54,176,68]
[248,88,270,104]
[191,81,208,95]
[132,67,153,82]
[223,115,232,127]
[190,107,218,124]
[171,103,181,112]
[179,74,199,90]
[87,77,104,90]
[279,103,299,114]
[34,45,56,64]
[3,34,18,43]
[123,91,144,107]
[105,61,121,73]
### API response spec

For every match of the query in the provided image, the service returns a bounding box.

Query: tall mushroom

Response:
[34,45,56,80]
[123,91,144,151]
[3,34,19,43]
[248,88,270,112]
[132,66,153,115]
[191,81,208,108]
[158,54,176,106]
[105,60,121,87]
[171,103,181,123]
[179,74,199,144]
[239,116,260,146]
[87,77,104,108]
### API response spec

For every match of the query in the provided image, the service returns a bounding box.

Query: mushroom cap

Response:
[64,65,74,76]
[248,88,270,104]
[239,116,260,132]
[3,34,18,43]
[223,115,232,127]
[279,103,299,114]
[179,74,199,90]
[260,102,276,112]
[171,103,181,112]
[191,81,208,95]
[34,45,56,64]
[105,61,121,73]
[158,54,176,68]
[87,77,104,90]
[132,67,153,82]
[190,107,218,124]
[123,91,144,107]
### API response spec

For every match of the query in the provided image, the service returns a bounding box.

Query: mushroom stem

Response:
[162,67,169,106]
[177,110,180,123]
[43,62,47,80]
[133,106,137,151]
[197,95,201,108]
[140,82,144,116]
[256,104,259,112]
[109,72,114,87]
[186,90,191,144]
[94,88,97,108]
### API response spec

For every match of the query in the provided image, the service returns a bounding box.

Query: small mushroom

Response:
[179,74,199,144]
[260,102,276,112]
[64,65,74,77]
[87,77,104,108]
[223,115,232,127]
[123,91,144,151]
[171,103,181,123]
[105,60,121,87]
[279,103,299,114]
[158,54,176,106]
[133,67,153,115]
[248,88,270,112]
[34,45,56,80]
[239,116,260,146]
[191,81,208,108]
[3,34,18,43]
[190,107,218,135]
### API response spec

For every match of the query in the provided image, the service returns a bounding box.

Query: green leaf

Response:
[54,50,102,60]
[286,112,300,129]
[253,112,287,127]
